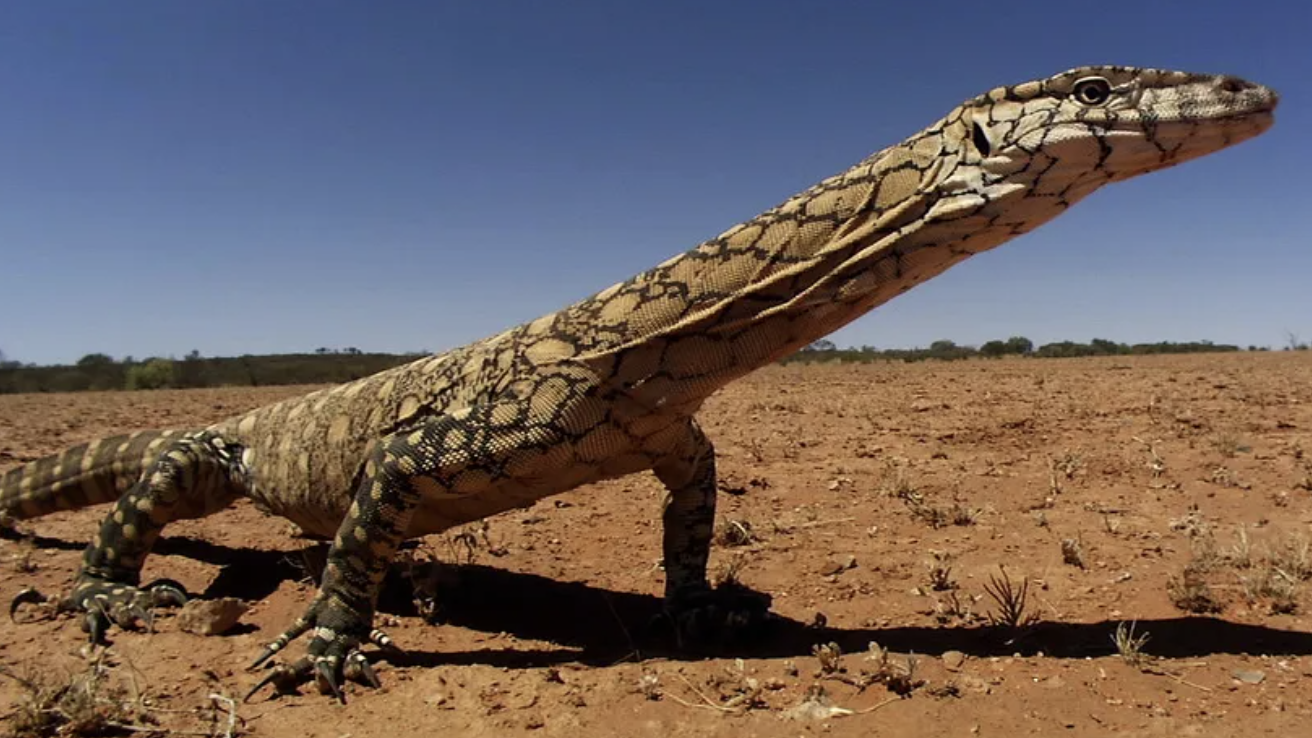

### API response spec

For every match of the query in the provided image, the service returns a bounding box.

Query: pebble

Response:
[942,650,966,671]
[1233,669,1266,685]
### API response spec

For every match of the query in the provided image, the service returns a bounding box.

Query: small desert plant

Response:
[1112,621,1152,667]
[1266,571,1300,614]
[0,655,160,738]
[1061,537,1086,569]
[812,642,843,675]
[983,566,1038,629]
[703,659,767,711]
[636,670,662,700]
[1132,437,1167,477]
[1167,565,1223,614]
[898,492,977,530]
[1051,451,1084,481]
[854,642,924,696]
[949,500,979,526]
[1240,566,1300,615]
[1268,534,1312,581]
[1212,431,1249,458]
[1229,526,1254,569]
[925,551,957,591]
[1294,458,1312,492]
[8,538,37,574]
[881,465,918,499]
[932,591,979,624]
[714,519,759,548]
[712,553,749,588]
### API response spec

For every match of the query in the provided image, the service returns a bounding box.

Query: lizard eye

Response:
[1072,76,1112,106]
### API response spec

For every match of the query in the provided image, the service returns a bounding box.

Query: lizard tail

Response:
[0,429,192,520]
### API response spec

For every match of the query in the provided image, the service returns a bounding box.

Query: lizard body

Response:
[0,66,1277,699]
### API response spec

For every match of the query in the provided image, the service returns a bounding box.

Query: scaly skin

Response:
[0,66,1278,701]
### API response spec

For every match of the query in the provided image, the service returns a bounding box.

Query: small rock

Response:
[178,598,248,636]
[1233,669,1266,685]
[820,558,855,576]
[820,561,844,576]
[942,651,966,672]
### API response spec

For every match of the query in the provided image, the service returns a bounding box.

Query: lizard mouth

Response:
[1103,109,1275,181]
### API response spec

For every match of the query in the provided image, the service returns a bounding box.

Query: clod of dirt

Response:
[177,598,249,635]
[942,651,966,672]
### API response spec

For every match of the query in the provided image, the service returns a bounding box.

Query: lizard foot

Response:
[246,597,398,703]
[659,582,774,651]
[42,575,188,643]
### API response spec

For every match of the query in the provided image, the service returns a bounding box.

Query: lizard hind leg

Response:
[15,431,245,641]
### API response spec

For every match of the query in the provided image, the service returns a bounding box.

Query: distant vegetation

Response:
[0,336,1301,394]
[0,348,423,395]
[781,336,1255,364]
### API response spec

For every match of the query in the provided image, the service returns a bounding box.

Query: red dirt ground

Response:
[3,352,1311,737]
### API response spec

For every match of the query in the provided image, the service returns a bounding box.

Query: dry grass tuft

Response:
[1111,621,1152,667]
[983,566,1038,629]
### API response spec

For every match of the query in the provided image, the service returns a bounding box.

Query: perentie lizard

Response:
[0,66,1277,701]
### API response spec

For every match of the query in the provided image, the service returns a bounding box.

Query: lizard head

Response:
[915,66,1278,231]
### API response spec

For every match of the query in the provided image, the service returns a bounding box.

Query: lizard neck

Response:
[531,113,1071,408]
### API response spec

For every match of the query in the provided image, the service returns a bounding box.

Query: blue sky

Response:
[0,1,1306,365]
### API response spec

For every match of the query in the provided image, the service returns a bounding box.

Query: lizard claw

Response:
[127,603,155,631]
[9,587,50,622]
[143,578,188,608]
[345,651,382,689]
[244,657,312,702]
[314,658,346,703]
[247,648,384,703]
[84,608,110,645]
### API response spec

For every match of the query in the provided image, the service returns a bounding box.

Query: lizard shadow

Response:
[15,531,1312,669]
[390,563,1312,670]
[3,526,310,602]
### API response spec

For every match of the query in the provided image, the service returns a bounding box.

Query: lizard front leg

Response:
[247,400,563,702]
[655,419,772,647]
[23,432,243,641]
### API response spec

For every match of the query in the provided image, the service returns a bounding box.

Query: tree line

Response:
[780,336,1259,364]
[0,349,423,394]
[0,336,1298,394]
